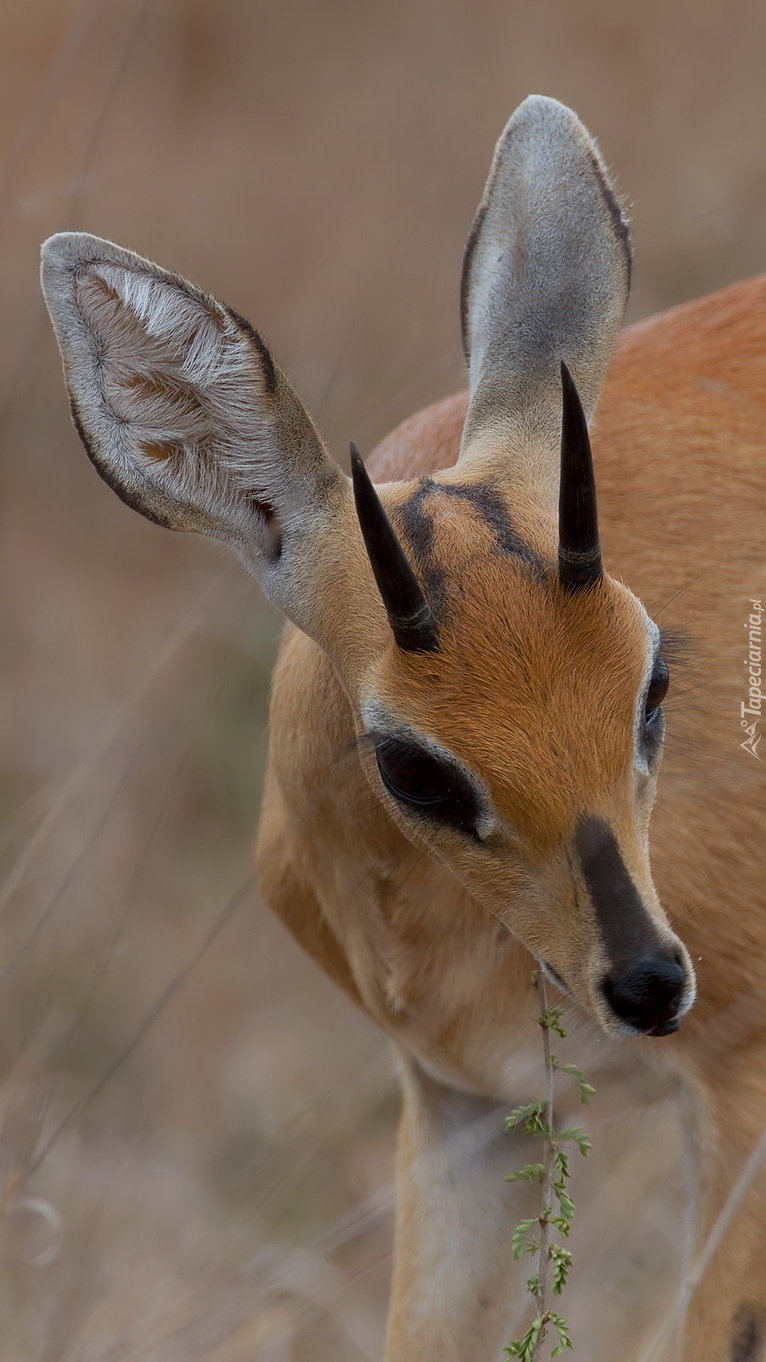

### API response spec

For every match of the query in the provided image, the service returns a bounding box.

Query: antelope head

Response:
[41,95,695,1039]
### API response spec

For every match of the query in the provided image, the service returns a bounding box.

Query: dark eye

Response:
[645,656,669,724]
[373,737,479,836]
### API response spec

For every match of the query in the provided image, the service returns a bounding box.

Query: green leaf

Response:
[506,1102,541,1132]
[511,1217,537,1260]
[549,1312,573,1355]
[526,1270,543,1298]
[505,1163,545,1185]
[505,1318,544,1361]
[558,1126,593,1156]
[550,1243,573,1294]
[554,1182,575,1221]
[506,1102,548,1136]
[558,1063,596,1104]
[539,1006,567,1038]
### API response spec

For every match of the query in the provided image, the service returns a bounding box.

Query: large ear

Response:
[459,95,630,481]
[40,232,347,633]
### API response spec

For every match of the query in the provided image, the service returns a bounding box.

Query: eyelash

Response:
[371,735,480,836]
[644,656,669,726]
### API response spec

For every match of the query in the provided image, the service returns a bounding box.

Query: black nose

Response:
[602,955,686,1035]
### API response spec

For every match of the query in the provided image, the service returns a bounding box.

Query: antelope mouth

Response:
[646,1014,682,1038]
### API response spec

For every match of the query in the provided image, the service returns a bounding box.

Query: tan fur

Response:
[40,97,766,1360]
[260,276,766,1360]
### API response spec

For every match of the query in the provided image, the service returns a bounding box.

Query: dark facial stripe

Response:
[575,815,663,965]
[436,481,545,572]
[395,479,448,616]
[394,477,545,617]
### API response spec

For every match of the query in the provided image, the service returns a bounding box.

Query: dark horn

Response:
[350,444,438,652]
[558,361,603,591]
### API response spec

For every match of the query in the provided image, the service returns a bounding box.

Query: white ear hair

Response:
[459,95,630,472]
[41,232,346,630]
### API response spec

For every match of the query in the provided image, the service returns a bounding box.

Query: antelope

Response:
[40,95,766,1360]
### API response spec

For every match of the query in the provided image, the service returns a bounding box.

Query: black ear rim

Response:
[558,361,603,591]
[350,444,439,653]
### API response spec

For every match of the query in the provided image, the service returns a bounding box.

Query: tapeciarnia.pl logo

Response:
[741,598,763,759]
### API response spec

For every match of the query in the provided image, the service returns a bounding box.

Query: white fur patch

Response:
[635,615,661,775]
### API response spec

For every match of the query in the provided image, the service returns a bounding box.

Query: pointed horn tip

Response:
[559,358,590,439]
[350,442,371,503]
[559,358,577,395]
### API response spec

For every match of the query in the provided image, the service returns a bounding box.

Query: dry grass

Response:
[1,1,765,1356]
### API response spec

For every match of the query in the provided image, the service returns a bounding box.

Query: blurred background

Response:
[0,1,765,1357]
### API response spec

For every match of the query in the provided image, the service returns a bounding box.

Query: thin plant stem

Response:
[506,969,586,1359]
[533,967,556,1349]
